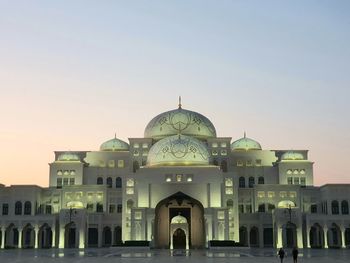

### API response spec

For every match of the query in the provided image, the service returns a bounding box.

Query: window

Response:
[267,191,275,198]
[96,203,103,213]
[341,200,349,215]
[108,160,115,168]
[300,177,306,186]
[293,177,300,185]
[15,201,22,215]
[246,160,252,166]
[225,178,233,187]
[135,211,142,220]
[332,200,339,214]
[287,169,292,175]
[237,160,243,167]
[57,178,62,188]
[293,169,299,175]
[239,177,245,188]
[220,160,228,172]
[133,150,139,156]
[225,188,233,195]
[220,142,227,148]
[217,211,225,220]
[289,191,297,198]
[117,160,125,168]
[256,159,262,166]
[258,176,264,184]
[133,161,139,172]
[57,170,62,175]
[176,174,182,182]
[311,204,317,213]
[267,204,275,212]
[258,204,265,212]
[86,203,94,212]
[142,143,148,148]
[24,201,31,215]
[116,177,122,188]
[257,191,265,198]
[126,188,134,195]
[248,177,255,188]
[97,177,103,185]
[300,169,305,174]
[69,178,75,185]
[212,150,218,156]
[221,149,227,156]
[63,178,69,186]
[117,204,122,213]
[212,143,218,148]
[238,204,244,213]
[287,177,293,185]
[45,205,52,214]
[2,203,9,215]
[107,177,113,188]
[280,191,287,198]
[246,204,252,213]
[99,160,106,167]
[213,159,218,165]
[70,170,76,176]
[133,143,139,148]
[109,204,116,213]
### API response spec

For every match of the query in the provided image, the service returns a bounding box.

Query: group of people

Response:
[278,247,299,263]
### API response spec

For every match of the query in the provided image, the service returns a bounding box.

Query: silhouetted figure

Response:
[278,248,285,263]
[292,247,299,263]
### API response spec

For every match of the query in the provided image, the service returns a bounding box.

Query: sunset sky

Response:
[0,1,349,187]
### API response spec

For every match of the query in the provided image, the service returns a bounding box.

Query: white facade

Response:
[1,103,350,249]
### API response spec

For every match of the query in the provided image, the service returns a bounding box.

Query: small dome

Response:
[57,152,80,162]
[171,215,187,224]
[231,133,262,151]
[144,99,216,140]
[281,151,304,161]
[100,136,129,151]
[147,135,210,166]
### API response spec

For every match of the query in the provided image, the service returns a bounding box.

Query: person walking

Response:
[278,247,285,263]
[292,247,299,263]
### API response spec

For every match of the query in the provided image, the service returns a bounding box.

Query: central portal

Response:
[154,192,205,249]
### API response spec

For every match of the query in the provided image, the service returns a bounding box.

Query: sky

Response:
[0,0,349,187]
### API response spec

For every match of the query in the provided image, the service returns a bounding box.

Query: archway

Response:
[103,226,112,247]
[172,228,187,249]
[309,223,324,248]
[282,223,297,248]
[38,224,52,248]
[114,226,122,245]
[154,192,205,249]
[87,227,98,247]
[22,224,35,248]
[328,223,342,248]
[65,222,77,248]
[239,226,248,246]
[345,228,350,247]
[250,227,259,247]
[5,224,19,248]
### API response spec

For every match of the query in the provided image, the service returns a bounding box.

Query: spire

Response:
[244,131,246,138]
[178,96,182,109]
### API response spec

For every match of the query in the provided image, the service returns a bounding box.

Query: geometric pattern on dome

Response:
[57,152,80,161]
[144,107,216,140]
[171,215,188,224]
[100,135,129,151]
[147,134,210,166]
[281,151,304,161]
[231,133,262,151]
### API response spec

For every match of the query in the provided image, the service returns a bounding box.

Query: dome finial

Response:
[244,131,246,138]
[114,132,116,139]
[178,96,182,109]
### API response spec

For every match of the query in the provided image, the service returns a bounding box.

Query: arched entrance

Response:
[114,226,122,245]
[328,223,342,248]
[282,223,297,248]
[170,215,189,249]
[5,224,19,248]
[154,192,205,249]
[310,223,324,248]
[250,226,259,247]
[38,224,52,248]
[103,226,112,247]
[65,222,77,248]
[22,224,35,248]
[239,226,248,246]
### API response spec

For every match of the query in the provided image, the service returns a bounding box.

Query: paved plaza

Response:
[0,248,350,263]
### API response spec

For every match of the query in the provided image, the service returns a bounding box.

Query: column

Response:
[34,226,39,249]
[259,227,264,248]
[341,228,346,248]
[18,228,23,249]
[79,227,85,249]
[98,224,103,248]
[52,228,56,248]
[59,227,65,248]
[306,227,311,248]
[324,227,328,248]
[111,227,115,246]
[247,226,250,246]
[0,227,4,249]
[277,226,283,248]
[297,227,303,248]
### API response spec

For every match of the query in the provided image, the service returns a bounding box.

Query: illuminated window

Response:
[257,191,265,198]
[212,143,218,148]
[117,160,124,168]
[133,150,139,156]
[212,150,218,156]
[268,191,275,198]
[217,211,225,219]
[69,178,75,185]
[97,192,103,199]
[142,143,148,148]
[225,178,233,187]
[142,151,148,156]
[135,211,142,219]
[176,174,182,182]
[75,192,82,199]
[108,160,115,168]
[280,191,287,198]
[57,170,62,176]
[186,175,193,182]
[293,177,300,185]
[287,177,293,185]
[126,188,134,195]
[70,170,76,176]
[99,160,106,167]
[126,179,134,187]
[256,159,262,166]
[287,169,292,175]
[220,142,227,148]
[300,177,306,185]
[87,192,93,199]
[289,191,297,198]
[63,178,69,186]
[166,177,172,182]
[293,169,299,175]
[221,149,227,156]
[134,143,139,148]
[64,170,69,176]
[237,160,243,167]
[225,188,233,195]
[300,169,306,174]
[246,160,252,166]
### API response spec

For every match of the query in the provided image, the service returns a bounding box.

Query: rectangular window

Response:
[245,205,252,213]
[237,160,243,167]
[57,178,62,188]
[246,160,252,166]
[256,159,262,166]
[126,188,134,195]
[217,211,225,219]
[63,178,69,186]
[225,187,233,195]
[108,160,115,168]
[45,205,52,214]
[220,142,227,148]
[238,204,244,213]
[293,177,300,185]
[267,191,275,198]
[117,204,122,213]
[69,178,75,185]
[300,177,306,185]
[2,203,9,215]
[287,177,293,185]
[311,204,317,213]
[117,160,125,168]
[109,204,115,213]
[86,203,94,212]
[135,211,142,219]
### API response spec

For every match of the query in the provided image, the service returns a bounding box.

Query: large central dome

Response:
[147,135,210,166]
[144,102,216,140]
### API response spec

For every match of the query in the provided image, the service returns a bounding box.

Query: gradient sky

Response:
[0,1,349,187]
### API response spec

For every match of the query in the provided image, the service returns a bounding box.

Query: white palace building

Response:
[0,100,350,250]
